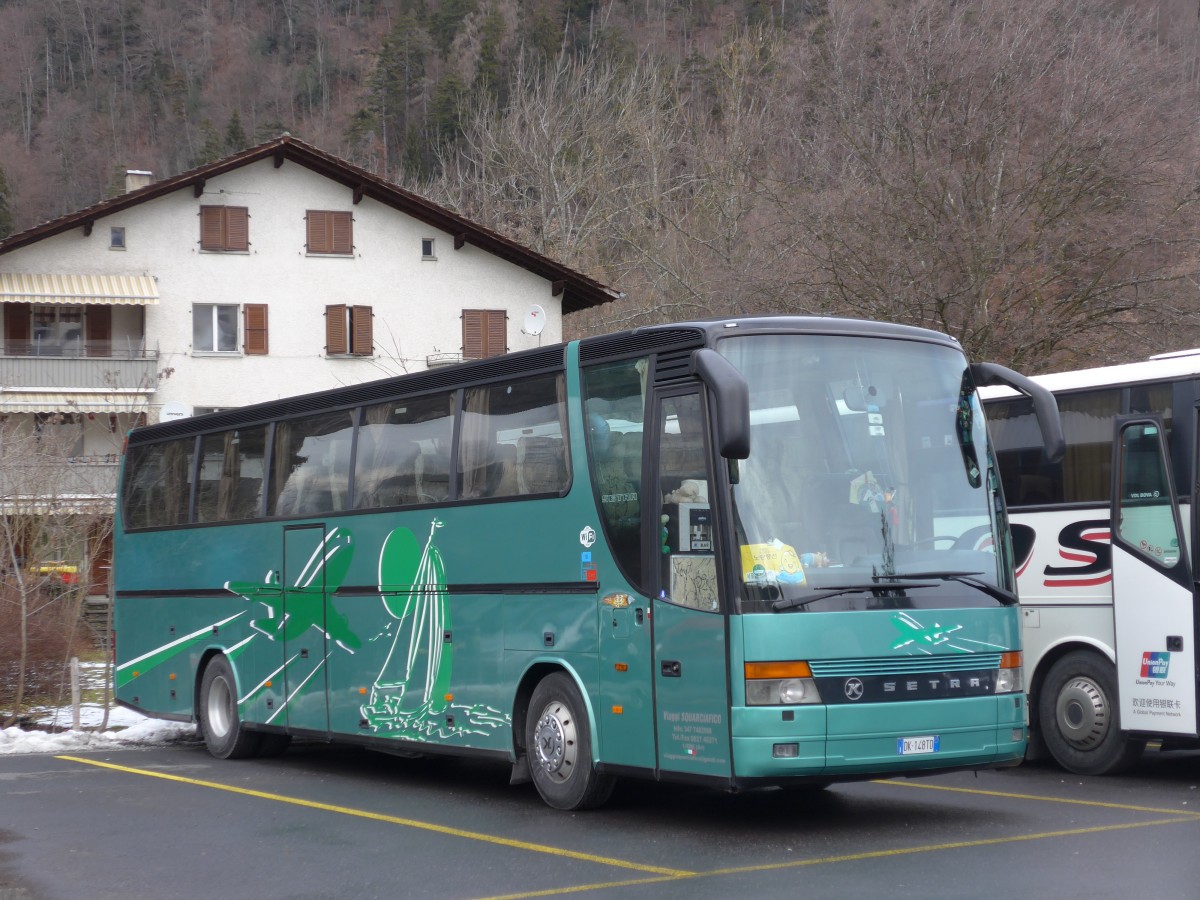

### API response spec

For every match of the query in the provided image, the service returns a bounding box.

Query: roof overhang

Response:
[0,273,159,305]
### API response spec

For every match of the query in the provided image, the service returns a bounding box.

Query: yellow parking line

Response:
[873,778,1200,817]
[56,755,693,878]
[480,816,1196,899]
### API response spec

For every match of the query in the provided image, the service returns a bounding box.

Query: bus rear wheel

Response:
[526,673,615,810]
[1039,651,1144,775]
[199,655,262,760]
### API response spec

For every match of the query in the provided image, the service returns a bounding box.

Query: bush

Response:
[0,581,94,722]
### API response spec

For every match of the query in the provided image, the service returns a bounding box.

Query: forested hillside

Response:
[1,0,1199,368]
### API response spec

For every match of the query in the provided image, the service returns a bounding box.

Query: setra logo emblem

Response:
[844,678,865,701]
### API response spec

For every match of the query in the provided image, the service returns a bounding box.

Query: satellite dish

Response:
[522,304,546,336]
[161,401,189,422]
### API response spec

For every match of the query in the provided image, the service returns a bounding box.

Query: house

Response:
[0,134,618,597]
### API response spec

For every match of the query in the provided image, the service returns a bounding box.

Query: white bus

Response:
[982,350,1200,774]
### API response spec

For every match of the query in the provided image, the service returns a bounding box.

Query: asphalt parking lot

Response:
[2,738,1199,900]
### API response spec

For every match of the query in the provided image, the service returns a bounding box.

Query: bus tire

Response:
[526,673,615,810]
[199,655,261,760]
[1039,651,1144,775]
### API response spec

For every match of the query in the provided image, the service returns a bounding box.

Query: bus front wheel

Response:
[526,673,615,810]
[1038,651,1144,775]
[199,655,262,760]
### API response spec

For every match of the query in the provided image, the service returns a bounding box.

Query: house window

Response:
[110,227,126,250]
[194,303,239,352]
[325,304,373,356]
[306,210,353,255]
[422,238,436,259]
[199,205,249,251]
[243,304,268,355]
[462,309,507,359]
[32,306,83,356]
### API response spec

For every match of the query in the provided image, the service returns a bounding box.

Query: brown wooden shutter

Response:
[200,206,249,250]
[351,305,373,355]
[5,302,30,355]
[307,211,329,253]
[331,211,353,254]
[85,306,111,358]
[325,304,348,355]
[200,206,224,250]
[486,310,507,357]
[225,207,249,251]
[462,310,483,358]
[243,304,269,355]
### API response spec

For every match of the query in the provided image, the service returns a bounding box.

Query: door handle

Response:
[635,607,644,625]
[661,660,681,677]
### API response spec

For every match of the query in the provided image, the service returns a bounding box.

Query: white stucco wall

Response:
[1,159,565,421]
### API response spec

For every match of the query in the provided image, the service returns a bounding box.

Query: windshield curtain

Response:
[718,333,1011,613]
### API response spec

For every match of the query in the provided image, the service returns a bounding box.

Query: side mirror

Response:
[971,362,1066,464]
[691,348,751,459]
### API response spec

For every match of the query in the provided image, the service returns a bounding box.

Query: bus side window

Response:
[196,426,266,523]
[582,359,647,590]
[354,393,454,508]
[269,410,356,517]
[122,438,194,528]
[459,374,568,500]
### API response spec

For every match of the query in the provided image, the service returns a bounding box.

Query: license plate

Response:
[898,735,939,755]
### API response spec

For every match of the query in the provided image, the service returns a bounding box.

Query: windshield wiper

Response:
[883,571,1018,606]
[772,581,938,612]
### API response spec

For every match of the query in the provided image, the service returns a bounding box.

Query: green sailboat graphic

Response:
[369,518,451,717]
[362,519,509,742]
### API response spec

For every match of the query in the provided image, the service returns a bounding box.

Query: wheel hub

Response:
[1055,677,1109,750]
[532,701,577,783]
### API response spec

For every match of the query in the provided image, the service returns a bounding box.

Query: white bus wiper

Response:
[772,581,938,612]
[884,571,1018,606]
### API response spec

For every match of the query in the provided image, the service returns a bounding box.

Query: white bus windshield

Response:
[719,333,1011,612]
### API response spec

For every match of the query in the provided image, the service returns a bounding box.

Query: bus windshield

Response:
[720,333,1010,613]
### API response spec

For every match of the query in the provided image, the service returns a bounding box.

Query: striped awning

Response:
[0,392,150,413]
[0,273,159,305]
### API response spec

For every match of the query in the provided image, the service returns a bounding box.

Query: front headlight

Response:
[995,651,1023,694]
[744,661,823,705]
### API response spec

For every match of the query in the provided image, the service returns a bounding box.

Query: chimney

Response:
[124,169,153,193]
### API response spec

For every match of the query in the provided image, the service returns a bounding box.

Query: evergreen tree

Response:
[224,111,249,153]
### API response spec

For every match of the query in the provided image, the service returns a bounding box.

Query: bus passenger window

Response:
[122,438,195,528]
[354,393,454,508]
[270,410,356,516]
[196,426,266,523]
[459,374,568,500]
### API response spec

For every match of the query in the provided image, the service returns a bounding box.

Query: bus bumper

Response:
[731,695,1027,778]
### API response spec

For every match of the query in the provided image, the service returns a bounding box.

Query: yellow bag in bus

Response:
[740,540,806,586]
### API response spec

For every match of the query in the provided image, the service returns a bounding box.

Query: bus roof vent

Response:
[580,327,703,364]
[654,348,695,384]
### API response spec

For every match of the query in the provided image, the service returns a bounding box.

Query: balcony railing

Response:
[0,346,160,391]
[0,456,119,504]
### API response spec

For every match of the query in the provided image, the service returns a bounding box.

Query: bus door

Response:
[282,524,331,734]
[651,390,733,778]
[1110,418,1198,737]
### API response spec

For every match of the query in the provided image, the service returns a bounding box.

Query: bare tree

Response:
[0,416,111,726]
[789,0,1200,369]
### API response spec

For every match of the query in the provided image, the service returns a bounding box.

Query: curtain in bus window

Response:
[460,388,491,499]
[162,440,192,526]
[1059,390,1121,504]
